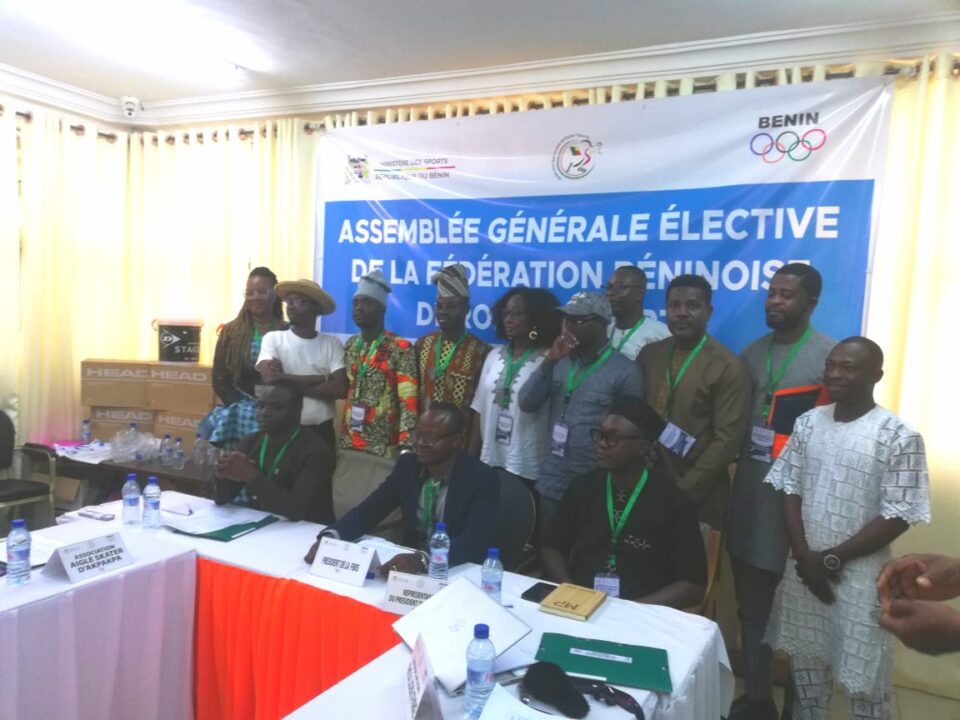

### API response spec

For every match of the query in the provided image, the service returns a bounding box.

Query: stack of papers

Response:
[393,577,532,694]
[160,505,278,541]
[53,441,113,465]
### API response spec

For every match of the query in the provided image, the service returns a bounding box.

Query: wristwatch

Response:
[823,552,842,572]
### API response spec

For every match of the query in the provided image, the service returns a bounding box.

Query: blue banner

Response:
[322,179,874,352]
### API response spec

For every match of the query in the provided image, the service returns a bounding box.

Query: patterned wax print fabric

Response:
[415,331,489,411]
[339,331,418,458]
[763,404,931,697]
[200,332,263,448]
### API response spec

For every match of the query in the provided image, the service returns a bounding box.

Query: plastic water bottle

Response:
[81,418,92,444]
[192,435,207,465]
[464,623,496,718]
[159,434,173,466]
[142,476,162,529]
[5,518,31,586]
[121,473,141,525]
[172,437,186,470]
[428,522,450,581]
[481,547,504,604]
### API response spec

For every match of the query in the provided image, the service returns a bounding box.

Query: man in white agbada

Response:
[763,337,931,720]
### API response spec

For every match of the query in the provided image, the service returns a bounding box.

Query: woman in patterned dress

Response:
[200,267,287,448]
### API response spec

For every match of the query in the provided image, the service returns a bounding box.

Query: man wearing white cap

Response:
[415,264,489,434]
[333,270,419,518]
[256,279,347,454]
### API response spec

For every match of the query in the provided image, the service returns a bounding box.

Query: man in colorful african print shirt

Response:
[333,270,419,519]
[415,263,489,437]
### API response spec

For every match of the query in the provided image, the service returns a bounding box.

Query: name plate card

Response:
[384,571,446,615]
[404,634,442,720]
[42,533,134,583]
[309,536,380,587]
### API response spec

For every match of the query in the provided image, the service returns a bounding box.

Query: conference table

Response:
[4,491,733,720]
[0,519,196,720]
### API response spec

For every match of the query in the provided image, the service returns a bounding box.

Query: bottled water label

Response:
[145,498,160,511]
[430,550,448,564]
[123,497,139,508]
[467,668,494,685]
[8,546,29,565]
[481,579,502,596]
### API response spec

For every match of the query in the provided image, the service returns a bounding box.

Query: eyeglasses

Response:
[590,428,646,447]
[566,314,601,326]
[601,283,644,293]
[411,430,461,448]
[244,290,275,300]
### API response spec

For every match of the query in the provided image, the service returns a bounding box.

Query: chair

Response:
[684,526,724,617]
[494,469,537,572]
[0,411,57,525]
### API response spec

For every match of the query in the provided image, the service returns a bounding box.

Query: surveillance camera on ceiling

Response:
[120,96,141,119]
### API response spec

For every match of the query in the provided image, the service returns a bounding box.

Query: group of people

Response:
[201,259,935,720]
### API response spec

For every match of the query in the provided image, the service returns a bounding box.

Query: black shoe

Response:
[728,696,778,720]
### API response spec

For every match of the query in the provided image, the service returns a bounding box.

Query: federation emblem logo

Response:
[345,155,370,183]
[553,134,601,180]
[750,128,827,163]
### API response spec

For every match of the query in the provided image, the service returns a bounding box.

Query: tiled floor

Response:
[732,678,960,719]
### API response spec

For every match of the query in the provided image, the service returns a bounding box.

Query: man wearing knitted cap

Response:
[415,263,489,436]
[257,279,347,455]
[333,270,419,518]
[518,291,644,542]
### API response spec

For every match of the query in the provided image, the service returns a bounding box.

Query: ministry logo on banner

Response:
[553,133,602,180]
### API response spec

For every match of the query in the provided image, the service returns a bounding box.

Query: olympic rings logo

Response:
[749,128,827,163]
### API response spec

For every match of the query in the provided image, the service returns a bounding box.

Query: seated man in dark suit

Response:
[542,396,706,609]
[304,402,499,574]
[215,379,335,523]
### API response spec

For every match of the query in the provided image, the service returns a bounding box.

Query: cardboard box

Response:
[81,359,153,408]
[147,362,215,415]
[89,406,156,441]
[154,411,207,453]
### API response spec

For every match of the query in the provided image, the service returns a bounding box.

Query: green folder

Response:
[172,514,279,542]
[535,632,672,693]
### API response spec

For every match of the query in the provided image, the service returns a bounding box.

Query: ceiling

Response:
[0,0,958,125]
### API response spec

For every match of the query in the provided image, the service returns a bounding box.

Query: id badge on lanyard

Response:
[594,571,620,597]
[495,411,514,445]
[550,423,569,457]
[348,404,367,432]
[659,421,696,457]
[748,424,775,463]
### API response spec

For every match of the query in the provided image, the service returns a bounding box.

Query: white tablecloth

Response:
[286,566,734,720]
[0,520,196,720]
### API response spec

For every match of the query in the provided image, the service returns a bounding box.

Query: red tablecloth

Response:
[195,557,401,720]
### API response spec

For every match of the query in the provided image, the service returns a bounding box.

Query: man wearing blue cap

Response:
[519,291,644,541]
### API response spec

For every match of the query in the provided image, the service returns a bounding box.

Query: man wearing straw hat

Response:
[257,279,347,455]
[415,263,488,437]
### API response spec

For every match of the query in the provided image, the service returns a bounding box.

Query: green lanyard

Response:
[605,469,649,570]
[421,476,441,538]
[500,345,536,408]
[355,332,385,395]
[664,335,708,418]
[433,333,465,382]
[615,317,646,352]
[257,429,301,480]
[562,345,614,417]
[762,326,812,421]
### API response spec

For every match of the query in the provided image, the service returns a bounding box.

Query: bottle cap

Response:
[11,518,26,529]
[129,422,137,429]
[126,473,137,481]
[147,476,159,485]
[434,521,447,533]
[164,433,171,439]
[175,437,182,442]
[473,623,489,640]
[487,548,500,559]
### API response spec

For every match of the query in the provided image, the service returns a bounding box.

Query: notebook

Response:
[535,632,672,693]
[539,583,607,621]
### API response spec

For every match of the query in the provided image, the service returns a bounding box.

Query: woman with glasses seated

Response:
[467,288,560,494]
[200,267,287,449]
[541,396,706,608]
